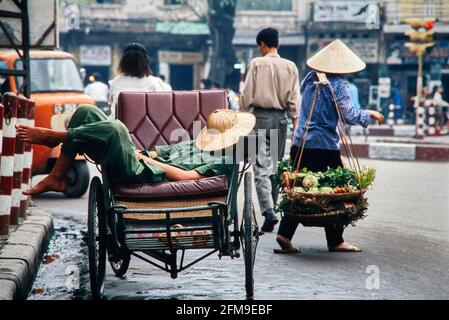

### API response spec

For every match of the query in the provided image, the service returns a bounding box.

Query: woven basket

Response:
[286,189,366,205]
[116,196,226,221]
[284,201,368,227]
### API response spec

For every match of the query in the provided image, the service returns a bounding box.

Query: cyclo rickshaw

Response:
[84,90,261,299]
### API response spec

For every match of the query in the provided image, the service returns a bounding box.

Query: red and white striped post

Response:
[416,96,426,139]
[20,99,35,219]
[387,103,395,128]
[0,102,3,218]
[11,96,28,225]
[0,93,18,236]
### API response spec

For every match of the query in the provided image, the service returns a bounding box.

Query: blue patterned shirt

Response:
[293,71,370,150]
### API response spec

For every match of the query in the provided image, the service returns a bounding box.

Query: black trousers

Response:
[277,145,345,248]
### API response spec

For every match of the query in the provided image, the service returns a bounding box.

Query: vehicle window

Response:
[0,61,11,94]
[15,58,84,93]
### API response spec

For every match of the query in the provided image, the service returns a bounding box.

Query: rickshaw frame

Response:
[86,140,261,300]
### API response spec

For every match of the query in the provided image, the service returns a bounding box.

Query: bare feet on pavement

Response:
[329,241,362,252]
[276,235,296,251]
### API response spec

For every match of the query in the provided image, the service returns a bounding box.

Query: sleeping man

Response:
[16,105,255,195]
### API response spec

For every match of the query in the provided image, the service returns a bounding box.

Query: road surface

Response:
[29,159,449,299]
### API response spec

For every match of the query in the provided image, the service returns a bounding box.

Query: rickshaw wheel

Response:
[242,172,255,300]
[110,249,131,277]
[88,177,107,300]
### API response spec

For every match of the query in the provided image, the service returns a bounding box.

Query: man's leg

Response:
[17,105,105,195]
[271,111,288,208]
[253,109,279,232]
[18,105,145,194]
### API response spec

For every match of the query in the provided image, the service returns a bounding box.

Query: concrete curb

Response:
[350,126,436,138]
[0,207,53,300]
[343,142,449,161]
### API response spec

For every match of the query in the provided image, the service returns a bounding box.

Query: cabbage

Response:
[302,175,319,190]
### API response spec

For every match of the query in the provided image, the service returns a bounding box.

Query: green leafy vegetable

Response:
[317,167,358,188]
[357,167,376,189]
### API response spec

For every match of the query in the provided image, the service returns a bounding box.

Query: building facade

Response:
[60,0,310,91]
[382,0,449,121]
[60,0,209,90]
[233,0,309,76]
[59,0,449,120]
[305,0,382,110]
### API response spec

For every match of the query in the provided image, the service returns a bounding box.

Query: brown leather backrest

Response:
[118,90,228,150]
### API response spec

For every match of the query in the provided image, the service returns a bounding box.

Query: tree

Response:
[206,0,237,88]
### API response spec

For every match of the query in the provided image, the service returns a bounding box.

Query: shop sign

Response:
[378,77,391,98]
[308,38,378,63]
[80,45,112,66]
[313,1,377,23]
[387,41,449,65]
[158,51,204,64]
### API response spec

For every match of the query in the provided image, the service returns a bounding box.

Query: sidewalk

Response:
[286,128,449,161]
[346,134,449,161]
[0,205,53,300]
[350,124,449,138]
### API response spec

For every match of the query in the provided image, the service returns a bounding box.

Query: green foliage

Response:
[316,167,358,188]
[357,167,376,190]
[274,158,291,188]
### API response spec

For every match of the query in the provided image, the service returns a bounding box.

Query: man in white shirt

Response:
[240,27,300,232]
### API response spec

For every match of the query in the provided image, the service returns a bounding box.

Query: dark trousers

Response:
[277,145,345,248]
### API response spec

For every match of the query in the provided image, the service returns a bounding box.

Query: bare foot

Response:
[15,125,66,148]
[274,235,300,254]
[329,242,362,252]
[23,175,67,195]
[276,235,295,250]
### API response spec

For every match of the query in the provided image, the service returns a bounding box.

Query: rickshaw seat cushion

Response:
[117,90,228,150]
[113,175,228,200]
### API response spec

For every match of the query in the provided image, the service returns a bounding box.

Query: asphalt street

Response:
[29,159,449,300]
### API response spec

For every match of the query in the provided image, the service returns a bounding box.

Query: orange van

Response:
[0,50,96,197]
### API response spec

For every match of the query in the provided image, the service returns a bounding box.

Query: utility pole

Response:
[404,18,436,139]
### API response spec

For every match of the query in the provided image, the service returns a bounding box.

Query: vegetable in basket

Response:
[302,175,319,191]
[356,167,376,190]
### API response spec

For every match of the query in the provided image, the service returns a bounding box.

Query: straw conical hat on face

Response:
[307,39,366,74]
[196,109,255,152]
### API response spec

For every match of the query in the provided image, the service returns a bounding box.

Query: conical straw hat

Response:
[307,39,366,74]
[196,109,255,152]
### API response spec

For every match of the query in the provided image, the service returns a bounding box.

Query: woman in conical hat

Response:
[275,39,384,254]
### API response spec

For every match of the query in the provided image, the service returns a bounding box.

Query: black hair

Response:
[158,74,166,81]
[256,28,279,48]
[119,42,152,78]
[346,75,354,83]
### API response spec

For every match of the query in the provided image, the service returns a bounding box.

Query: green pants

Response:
[62,105,153,184]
